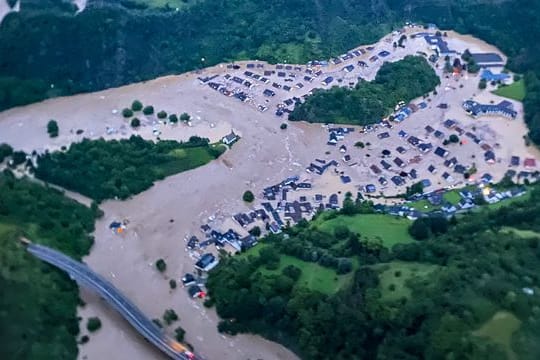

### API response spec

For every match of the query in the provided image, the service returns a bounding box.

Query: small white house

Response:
[222,131,238,145]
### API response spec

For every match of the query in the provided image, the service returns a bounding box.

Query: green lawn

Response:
[493,79,526,101]
[261,255,353,295]
[242,244,354,295]
[374,261,438,302]
[159,144,225,176]
[473,311,521,360]
[317,214,414,248]
[410,199,436,212]
[443,190,462,205]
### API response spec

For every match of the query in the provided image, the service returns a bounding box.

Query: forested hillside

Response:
[0,171,101,359]
[2,1,540,143]
[207,187,540,359]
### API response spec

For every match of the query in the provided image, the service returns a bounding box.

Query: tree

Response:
[131,100,143,111]
[444,60,453,73]
[406,181,424,197]
[468,60,480,74]
[169,279,177,289]
[143,105,154,115]
[156,259,167,272]
[280,123,287,130]
[157,110,167,119]
[163,309,179,325]
[122,108,133,118]
[249,226,261,237]
[462,49,472,62]
[479,78,487,90]
[282,265,302,280]
[180,112,191,122]
[409,218,431,240]
[242,190,254,203]
[86,317,102,332]
[130,118,141,128]
[0,143,13,163]
[174,326,186,342]
[47,119,59,138]
[169,114,178,124]
[11,151,26,166]
[449,134,460,143]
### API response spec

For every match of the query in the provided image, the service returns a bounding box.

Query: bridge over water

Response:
[24,241,202,360]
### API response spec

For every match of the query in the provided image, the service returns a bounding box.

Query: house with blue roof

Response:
[423,34,455,55]
[480,69,510,82]
[463,99,517,119]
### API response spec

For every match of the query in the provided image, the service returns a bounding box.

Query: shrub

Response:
[478,78,487,90]
[122,108,133,118]
[86,317,102,332]
[79,335,89,344]
[242,190,254,203]
[248,226,261,237]
[449,134,460,143]
[47,119,59,138]
[130,118,141,128]
[355,141,365,148]
[157,110,167,119]
[156,259,167,272]
[131,100,143,111]
[169,279,177,289]
[143,105,154,115]
[280,123,287,130]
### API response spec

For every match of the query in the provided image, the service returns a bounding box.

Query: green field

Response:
[473,311,521,360]
[493,79,526,101]
[484,191,531,211]
[375,261,438,302]
[262,255,354,295]
[500,226,540,238]
[243,244,354,294]
[317,214,413,248]
[443,190,462,205]
[160,144,225,176]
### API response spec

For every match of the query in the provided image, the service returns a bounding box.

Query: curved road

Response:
[25,242,202,360]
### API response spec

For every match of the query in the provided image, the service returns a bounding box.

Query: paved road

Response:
[26,242,202,360]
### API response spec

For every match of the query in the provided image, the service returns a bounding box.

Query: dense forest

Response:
[288,56,439,124]
[33,135,225,201]
[207,187,540,359]
[0,171,101,359]
[2,0,540,141]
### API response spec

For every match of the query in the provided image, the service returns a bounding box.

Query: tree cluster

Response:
[289,56,440,124]
[34,135,224,201]
[0,173,100,359]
